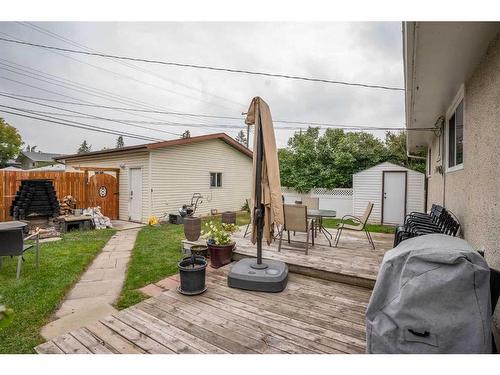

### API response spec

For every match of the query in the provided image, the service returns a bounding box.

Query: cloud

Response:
[0,22,404,153]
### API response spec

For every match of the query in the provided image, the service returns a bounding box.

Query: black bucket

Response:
[177,255,207,295]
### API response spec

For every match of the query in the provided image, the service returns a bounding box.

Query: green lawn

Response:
[0,229,115,354]
[322,218,396,234]
[115,223,185,310]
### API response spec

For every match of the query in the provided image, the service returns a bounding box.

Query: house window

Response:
[427,147,432,177]
[446,93,464,170]
[210,172,222,188]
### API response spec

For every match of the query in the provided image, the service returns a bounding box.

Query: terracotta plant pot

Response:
[208,242,235,268]
[183,216,201,241]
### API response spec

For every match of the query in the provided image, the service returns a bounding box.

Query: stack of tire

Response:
[9,179,60,220]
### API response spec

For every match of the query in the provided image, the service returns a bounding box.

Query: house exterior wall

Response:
[149,139,252,219]
[425,33,500,268]
[64,151,150,222]
[353,162,425,224]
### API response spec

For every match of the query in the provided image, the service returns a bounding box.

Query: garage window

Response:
[210,172,222,188]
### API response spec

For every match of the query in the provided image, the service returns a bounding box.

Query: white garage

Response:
[352,162,425,225]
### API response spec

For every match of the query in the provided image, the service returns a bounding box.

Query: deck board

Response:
[231,227,393,287]
[35,269,372,354]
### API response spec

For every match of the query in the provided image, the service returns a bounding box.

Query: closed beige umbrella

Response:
[245,97,284,248]
[227,97,288,292]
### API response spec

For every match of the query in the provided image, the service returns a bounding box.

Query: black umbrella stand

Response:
[227,115,288,293]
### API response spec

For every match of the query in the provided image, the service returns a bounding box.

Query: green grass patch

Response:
[0,229,115,354]
[322,218,396,234]
[115,224,185,310]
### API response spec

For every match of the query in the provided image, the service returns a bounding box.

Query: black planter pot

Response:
[177,255,207,295]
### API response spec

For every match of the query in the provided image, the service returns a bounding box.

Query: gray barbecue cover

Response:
[366,234,492,353]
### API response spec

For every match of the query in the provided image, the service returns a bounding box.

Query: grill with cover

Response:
[366,234,492,353]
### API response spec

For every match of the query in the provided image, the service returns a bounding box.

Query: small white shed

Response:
[352,162,425,225]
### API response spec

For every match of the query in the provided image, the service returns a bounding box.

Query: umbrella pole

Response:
[253,117,267,269]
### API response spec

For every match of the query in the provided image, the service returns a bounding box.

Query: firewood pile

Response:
[59,195,77,215]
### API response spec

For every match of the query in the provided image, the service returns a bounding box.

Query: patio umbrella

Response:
[227,97,288,292]
[245,97,284,264]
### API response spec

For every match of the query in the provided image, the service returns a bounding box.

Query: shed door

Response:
[382,171,406,225]
[129,168,142,222]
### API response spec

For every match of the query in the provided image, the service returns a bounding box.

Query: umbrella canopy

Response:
[245,97,284,246]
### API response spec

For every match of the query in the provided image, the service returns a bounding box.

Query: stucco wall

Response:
[426,33,500,268]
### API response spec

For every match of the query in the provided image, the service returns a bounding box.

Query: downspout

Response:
[148,151,152,220]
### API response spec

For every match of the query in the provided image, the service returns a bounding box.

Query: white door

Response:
[383,172,406,225]
[129,168,142,222]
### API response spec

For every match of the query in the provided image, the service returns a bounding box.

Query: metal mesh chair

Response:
[334,202,375,249]
[278,204,315,255]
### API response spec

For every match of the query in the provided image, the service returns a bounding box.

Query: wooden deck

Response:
[232,226,394,288]
[35,267,372,354]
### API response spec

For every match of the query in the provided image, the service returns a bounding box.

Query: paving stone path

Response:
[41,228,141,340]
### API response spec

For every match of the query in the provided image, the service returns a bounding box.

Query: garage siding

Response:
[149,139,252,219]
[353,162,425,224]
[64,152,150,222]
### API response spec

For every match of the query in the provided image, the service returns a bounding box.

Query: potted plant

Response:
[202,220,239,268]
[177,254,208,295]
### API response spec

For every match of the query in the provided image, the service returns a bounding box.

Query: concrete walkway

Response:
[41,228,141,340]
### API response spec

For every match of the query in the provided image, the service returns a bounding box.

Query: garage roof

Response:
[56,133,253,161]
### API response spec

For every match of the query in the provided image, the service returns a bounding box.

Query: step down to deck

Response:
[232,252,376,289]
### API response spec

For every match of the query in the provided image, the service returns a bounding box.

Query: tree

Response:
[235,130,247,145]
[182,130,191,139]
[0,118,23,167]
[116,135,124,148]
[77,140,92,154]
[278,127,414,192]
[384,131,426,174]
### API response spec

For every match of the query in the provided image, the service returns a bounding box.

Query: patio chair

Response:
[0,228,40,279]
[334,202,375,249]
[394,206,460,246]
[278,204,315,255]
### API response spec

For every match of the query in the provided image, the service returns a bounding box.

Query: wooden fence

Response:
[0,170,87,222]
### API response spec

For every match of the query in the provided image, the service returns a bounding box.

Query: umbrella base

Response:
[227,258,288,292]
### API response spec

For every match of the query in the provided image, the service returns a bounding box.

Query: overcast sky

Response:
[0,22,404,154]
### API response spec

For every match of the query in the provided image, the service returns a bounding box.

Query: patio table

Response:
[307,209,336,246]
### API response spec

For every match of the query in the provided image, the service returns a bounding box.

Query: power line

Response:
[0,57,216,126]
[0,91,413,130]
[18,22,247,110]
[0,92,183,137]
[0,105,162,142]
[0,38,224,127]
[0,36,405,91]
